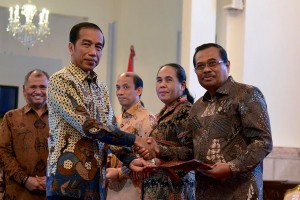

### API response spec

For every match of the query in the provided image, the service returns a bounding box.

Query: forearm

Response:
[90,125,136,147]
[228,136,272,174]
[157,129,194,161]
[158,145,193,161]
[230,87,273,174]
[0,117,28,185]
[0,150,28,185]
[109,145,136,167]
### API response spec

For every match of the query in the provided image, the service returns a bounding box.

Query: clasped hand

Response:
[133,137,159,160]
[25,176,46,192]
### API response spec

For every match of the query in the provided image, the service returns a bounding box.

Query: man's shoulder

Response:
[6,106,25,114]
[131,103,154,116]
[125,105,155,122]
[140,107,155,118]
[226,76,256,90]
[230,80,262,97]
[50,66,72,79]
[2,106,26,121]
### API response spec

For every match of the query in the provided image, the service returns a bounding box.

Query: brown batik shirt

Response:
[0,104,49,200]
[188,76,272,200]
[143,96,195,200]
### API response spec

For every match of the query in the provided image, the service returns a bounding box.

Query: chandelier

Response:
[6,1,50,49]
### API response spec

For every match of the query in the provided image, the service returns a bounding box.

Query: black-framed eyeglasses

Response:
[194,60,224,72]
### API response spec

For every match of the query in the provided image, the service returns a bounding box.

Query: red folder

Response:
[156,159,212,171]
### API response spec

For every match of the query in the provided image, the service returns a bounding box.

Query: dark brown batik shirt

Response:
[143,96,195,200]
[188,76,272,200]
[0,104,49,200]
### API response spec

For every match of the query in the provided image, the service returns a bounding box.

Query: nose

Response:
[34,87,42,93]
[116,88,124,96]
[205,62,215,71]
[33,88,44,96]
[88,47,97,56]
[157,80,166,88]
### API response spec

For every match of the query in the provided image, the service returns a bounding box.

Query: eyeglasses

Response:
[194,60,224,72]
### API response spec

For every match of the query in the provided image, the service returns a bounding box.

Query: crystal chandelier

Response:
[6,1,50,49]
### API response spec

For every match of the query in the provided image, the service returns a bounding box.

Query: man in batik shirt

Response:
[188,43,273,200]
[46,22,152,200]
[0,69,49,200]
[106,72,156,200]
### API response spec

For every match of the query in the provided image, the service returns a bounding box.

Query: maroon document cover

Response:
[147,159,212,182]
[156,159,212,171]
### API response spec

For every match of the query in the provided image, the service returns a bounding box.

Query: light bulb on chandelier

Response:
[6,0,50,49]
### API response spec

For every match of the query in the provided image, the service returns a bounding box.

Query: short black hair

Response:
[193,43,228,68]
[69,22,105,47]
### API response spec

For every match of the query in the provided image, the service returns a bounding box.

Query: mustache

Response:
[202,74,214,78]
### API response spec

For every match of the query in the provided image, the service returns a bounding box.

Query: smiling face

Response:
[23,71,48,110]
[116,73,142,111]
[69,28,104,73]
[156,65,185,106]
[194,47,230,96]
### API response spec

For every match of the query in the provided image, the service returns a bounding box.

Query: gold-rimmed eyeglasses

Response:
[194,60,224,72]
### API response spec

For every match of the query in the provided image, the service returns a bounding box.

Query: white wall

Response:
[181,0,216,101]
[243,0,300,147]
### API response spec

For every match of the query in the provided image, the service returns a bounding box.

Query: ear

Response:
[68,42,74,55]
[181,80,186,92]
[226,60,230,74]
[136,87,143,97]
[22,85,26,97]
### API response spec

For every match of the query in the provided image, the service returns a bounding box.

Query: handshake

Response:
[84,120,159,161]
[133,137,159,160]
[96,122,160,160]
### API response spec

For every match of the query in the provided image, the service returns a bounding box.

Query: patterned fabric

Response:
[143,96,195,200]
[117,102,156,138]
[0,167,3,200]
[188,76,272,200]
[46,63,136,200]
[107,101,156,200]
[0,104,49,200]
